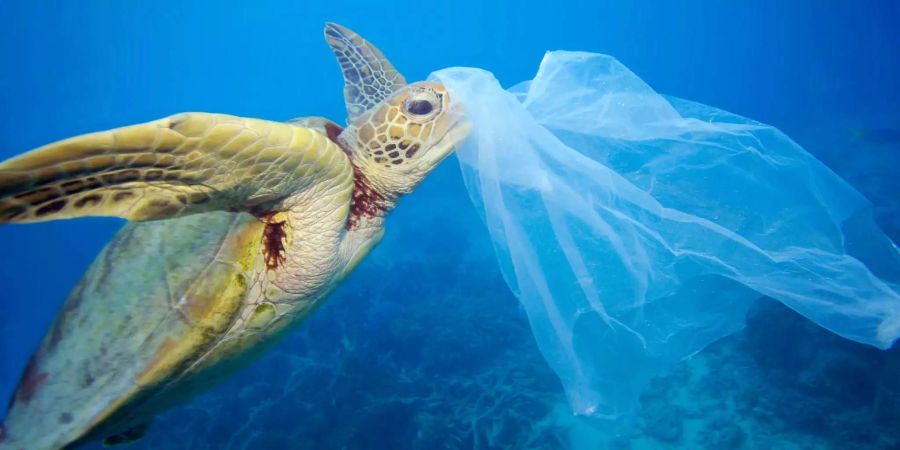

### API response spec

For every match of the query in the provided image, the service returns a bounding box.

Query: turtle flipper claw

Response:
[102,422,151,446]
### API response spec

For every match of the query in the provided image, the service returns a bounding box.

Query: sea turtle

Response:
[0,23,469,450]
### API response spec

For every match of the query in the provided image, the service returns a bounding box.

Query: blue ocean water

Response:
[1,1,898,449]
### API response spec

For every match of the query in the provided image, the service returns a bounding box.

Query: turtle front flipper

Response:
[0,112,351,223]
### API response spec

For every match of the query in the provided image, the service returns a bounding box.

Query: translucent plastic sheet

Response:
[430,51,900,420]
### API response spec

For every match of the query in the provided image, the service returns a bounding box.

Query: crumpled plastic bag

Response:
[429,51,900,419]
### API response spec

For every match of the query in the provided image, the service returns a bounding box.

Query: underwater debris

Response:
[431,50,900,420]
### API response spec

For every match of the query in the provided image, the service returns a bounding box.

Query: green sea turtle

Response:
[0,23,469,450]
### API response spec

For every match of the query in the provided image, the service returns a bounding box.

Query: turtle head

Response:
[342,82,468,199]
[324,23,470,202]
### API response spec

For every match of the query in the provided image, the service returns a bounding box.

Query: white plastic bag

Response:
[430,51,900,419]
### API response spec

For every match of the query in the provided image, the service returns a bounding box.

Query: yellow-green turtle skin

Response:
[0,22,468,450]
[0,120,358,450]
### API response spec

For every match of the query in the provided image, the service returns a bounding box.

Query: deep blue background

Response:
[1,1,898,448]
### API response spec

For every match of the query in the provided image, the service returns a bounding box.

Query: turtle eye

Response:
[401,87,442,120]
[405,99,434,116]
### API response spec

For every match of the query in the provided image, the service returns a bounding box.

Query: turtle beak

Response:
[422,114,472,167]
[420,86,471,167]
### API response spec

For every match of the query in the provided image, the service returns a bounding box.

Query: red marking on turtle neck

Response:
[323,122,389,230]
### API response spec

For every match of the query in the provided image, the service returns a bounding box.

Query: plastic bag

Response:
[429,51,900,419]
